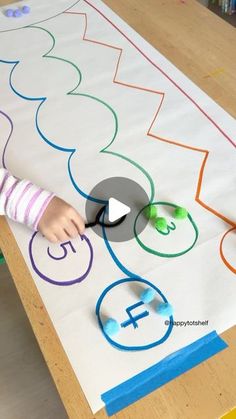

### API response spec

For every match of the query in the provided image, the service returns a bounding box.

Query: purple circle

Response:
[13,9,22,18]
[22,5,31,14]
[29,232,94,286]
[5,9,14,17]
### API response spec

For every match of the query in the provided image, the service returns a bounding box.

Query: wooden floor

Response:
[0,263,67,419]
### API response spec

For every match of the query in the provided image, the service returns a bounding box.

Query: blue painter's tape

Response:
[101,330,227,416]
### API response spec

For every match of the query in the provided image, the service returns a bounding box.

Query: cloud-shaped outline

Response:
[0,25,155,206]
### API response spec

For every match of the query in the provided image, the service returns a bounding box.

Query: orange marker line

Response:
[220,227,236,274]
[64,10,236,270]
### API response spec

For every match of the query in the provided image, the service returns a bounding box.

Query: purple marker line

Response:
[29,232,94,286]
[0,110,14,169]
[0,171,9,193]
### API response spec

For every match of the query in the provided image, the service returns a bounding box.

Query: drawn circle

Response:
[29,232,93,286]
[85,177,149,242]
[96,277,173,351]
[134,202,198,257]
[220,227,236,274]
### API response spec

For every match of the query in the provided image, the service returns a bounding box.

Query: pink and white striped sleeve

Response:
[0,168,55,231]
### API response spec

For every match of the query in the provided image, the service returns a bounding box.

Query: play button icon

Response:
[108,198,131,222]
[85,177,149,242]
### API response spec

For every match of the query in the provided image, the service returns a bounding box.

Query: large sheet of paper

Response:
[0,0,235,413]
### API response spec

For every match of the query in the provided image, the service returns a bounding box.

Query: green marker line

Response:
[29,25,155,203]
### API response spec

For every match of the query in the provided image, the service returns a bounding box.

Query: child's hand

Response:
[38,196,85,243]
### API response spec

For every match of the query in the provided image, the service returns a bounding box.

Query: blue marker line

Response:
[96,278,173,351]
[101,216,139,278]
[1,57,174,351]
[0,59,107,205]
[121,301,149,329]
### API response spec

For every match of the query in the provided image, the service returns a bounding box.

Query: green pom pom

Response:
[174,207,188,219]
[155,217,167,231]
[144,205,157,220]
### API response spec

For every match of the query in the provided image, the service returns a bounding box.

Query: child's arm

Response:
[0,168,85,242]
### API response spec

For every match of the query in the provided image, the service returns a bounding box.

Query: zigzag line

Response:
[64,8,236,228]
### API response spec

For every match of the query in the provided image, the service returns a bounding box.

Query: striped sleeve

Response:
[0,168,55,231]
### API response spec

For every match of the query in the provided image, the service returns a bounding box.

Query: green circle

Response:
[134,201,198,258]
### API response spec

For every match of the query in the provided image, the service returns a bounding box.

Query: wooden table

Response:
[0,1,236,418]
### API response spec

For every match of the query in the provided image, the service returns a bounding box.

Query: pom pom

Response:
[155,217,167,232]
[174,207,188,219]
[103,318,120,336]
[13,9,22,17]
[22,5,31,14]
[156,302,173,317]
[144,205,157,220]
[5,9,14,17]
[140,287,155,303]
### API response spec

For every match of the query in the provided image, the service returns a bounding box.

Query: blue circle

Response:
[96,277,173,351]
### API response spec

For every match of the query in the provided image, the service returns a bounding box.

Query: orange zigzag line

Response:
[64,11,235,228]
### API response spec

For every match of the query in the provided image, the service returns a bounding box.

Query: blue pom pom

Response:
[140,288,155,303]
[103,318,120,336]
[156,302,173,317]
[22,5,30,14]
[13,9,22,17]
[5,9,14,17]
